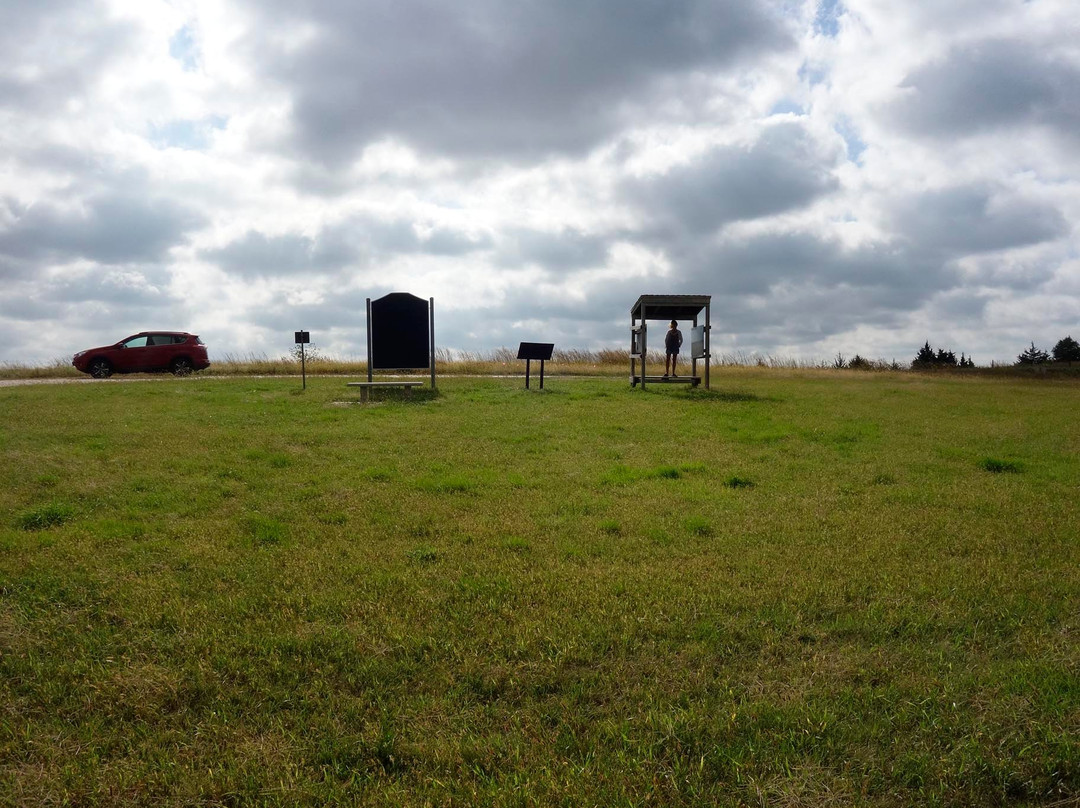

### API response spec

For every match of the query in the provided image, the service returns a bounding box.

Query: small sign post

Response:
[294,330,310,389]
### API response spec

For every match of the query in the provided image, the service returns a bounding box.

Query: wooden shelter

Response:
[630,294,711,390]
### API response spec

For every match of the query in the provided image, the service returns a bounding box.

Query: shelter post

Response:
[640,302,647,390]
[705,300,711,390]
[429,297,436,389]
[692,312,698,381]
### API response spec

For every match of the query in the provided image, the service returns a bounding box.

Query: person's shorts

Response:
[666,349,679,357]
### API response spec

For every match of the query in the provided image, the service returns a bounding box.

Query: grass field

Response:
[1,371,1077,806]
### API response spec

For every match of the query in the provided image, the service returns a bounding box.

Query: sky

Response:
[1,0,1078,366]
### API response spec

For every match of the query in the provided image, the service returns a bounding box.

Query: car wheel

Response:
[171,357,193,376]
[88,359,112,379]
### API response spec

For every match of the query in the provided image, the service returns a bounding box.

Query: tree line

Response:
[912,336,1080,368]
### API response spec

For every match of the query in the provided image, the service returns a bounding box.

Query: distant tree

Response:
[958,353,975,368]
[935,348,957,367]
[1051,335,1080,363]
[833,353,848,369]
[913,341,966,369]
[912,341,937,367]
[1016,342,1051,365]
[848,354,873,370]
[289,342,322,363]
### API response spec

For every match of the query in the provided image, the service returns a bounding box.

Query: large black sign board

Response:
[370,293,429,369]
[517,342,554,361]
[294,330,310,344]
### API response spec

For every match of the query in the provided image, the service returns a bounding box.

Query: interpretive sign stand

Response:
[517,342,554,389]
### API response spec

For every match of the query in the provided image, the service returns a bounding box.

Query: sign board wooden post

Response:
[294,330,310,389]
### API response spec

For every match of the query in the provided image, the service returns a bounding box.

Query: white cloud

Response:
[0,0,1077,367]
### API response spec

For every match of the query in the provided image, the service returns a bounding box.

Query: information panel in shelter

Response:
[691,326,705,359]
[370,293,430,369]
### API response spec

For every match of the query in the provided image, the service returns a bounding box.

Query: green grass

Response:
[0,372,1078,806]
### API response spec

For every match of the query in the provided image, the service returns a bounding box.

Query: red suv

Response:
[73,332,211,378]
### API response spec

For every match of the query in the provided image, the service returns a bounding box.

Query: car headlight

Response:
[73,351,86,359]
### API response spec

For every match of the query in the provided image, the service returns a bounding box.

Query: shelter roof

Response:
[630,294,711,320]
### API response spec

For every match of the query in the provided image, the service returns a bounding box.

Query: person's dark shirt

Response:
[665,328,683,352]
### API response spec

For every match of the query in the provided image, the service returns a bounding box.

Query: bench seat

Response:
[630,375,701,387]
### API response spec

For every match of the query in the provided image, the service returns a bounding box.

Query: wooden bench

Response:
[346,381,425,402]
[630,375,701,387]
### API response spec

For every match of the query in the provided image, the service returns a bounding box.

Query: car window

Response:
[122,336,149,348]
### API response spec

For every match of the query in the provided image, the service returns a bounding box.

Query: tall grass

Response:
[6,348,1078,381]
[0,358,82,380]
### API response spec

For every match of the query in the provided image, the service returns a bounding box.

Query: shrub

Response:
[288,343,322,363]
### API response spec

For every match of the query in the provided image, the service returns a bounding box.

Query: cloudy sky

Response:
[2,0,1078,366]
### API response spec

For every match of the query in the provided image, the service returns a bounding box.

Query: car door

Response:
[114,335,150,371]
[144,334,176,370]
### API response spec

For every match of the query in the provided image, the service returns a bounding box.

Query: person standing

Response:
[664,319,683,378]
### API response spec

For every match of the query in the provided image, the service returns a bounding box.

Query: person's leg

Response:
[671,353,677,376]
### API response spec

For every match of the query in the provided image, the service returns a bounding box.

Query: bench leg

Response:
[360,387,369,403]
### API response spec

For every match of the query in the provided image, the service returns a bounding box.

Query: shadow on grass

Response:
[671,387,775,403]
[333,388,441,406]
